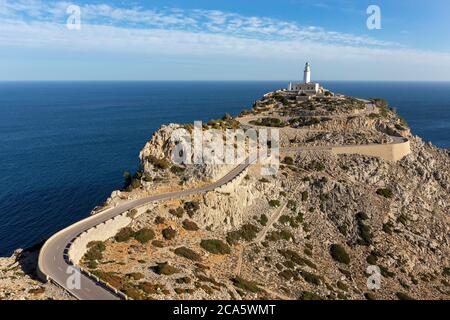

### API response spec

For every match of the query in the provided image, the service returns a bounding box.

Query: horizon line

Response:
[1,80,450,83]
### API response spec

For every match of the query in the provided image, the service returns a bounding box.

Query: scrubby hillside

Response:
[2,91,448,300]
[79,92,449,300]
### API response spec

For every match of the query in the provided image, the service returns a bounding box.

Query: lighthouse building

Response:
[288,62,324,95]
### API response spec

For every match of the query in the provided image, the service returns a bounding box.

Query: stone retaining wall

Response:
[332,138,411,162]
[67,204,151,264]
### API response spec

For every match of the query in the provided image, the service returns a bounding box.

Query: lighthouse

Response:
[303,62,311,84]
[287,62,324,96]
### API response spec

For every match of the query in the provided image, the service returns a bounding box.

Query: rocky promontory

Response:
[1,90,449,300]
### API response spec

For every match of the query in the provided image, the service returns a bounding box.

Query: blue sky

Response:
[1,0,450,80]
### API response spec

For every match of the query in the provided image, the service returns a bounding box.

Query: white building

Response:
[288,62,322,95]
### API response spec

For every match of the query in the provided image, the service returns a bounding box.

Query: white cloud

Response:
[0,0,449,80]
[0,0,396,46]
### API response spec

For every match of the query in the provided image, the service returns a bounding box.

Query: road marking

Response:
[53,256,56,262]
[58,267,63,272]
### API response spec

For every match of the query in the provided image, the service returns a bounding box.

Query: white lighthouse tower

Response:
[288,62,324,96]
[303,62,311,84]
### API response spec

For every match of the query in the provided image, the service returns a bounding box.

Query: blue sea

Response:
[0,81,449,256]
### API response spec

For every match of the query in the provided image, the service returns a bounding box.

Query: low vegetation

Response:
[200,239,231,255]
[146,155,170,170]
[174,247,202,261]
[249,117,286,128]
[115,227,155,244]
[226,224,259,244]
[376,188,393,199]
[162,227,177,240]
[182,219,199,231]
[154,263,181,275]
[134,228,155,244]
[232,277,261,293]
[330,244,350,265]
[268,199,281,208]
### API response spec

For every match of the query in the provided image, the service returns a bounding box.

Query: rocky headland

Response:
[1,90,449,300]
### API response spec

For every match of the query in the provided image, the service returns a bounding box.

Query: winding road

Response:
[38,98,409,300]
[38,160,250,300]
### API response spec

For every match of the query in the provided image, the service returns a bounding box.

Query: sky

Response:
[1,0,450,81]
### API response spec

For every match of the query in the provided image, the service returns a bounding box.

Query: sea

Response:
[0,81,449,256]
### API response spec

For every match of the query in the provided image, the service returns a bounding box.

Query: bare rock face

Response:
[139,124,181,167]
[139,123,236,184]
[198,173,281,230]
[0,248,71,300]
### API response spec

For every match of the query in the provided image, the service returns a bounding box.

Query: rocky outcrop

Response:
[0,248,71,300]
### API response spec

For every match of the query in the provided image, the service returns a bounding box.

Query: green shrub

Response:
[397,214,408,225]
[127,209,138,219]
[134,228,155,244]
[376,188,393,199]
[336,281,348,291]
[182,219,199,231]
[140,282,168,294]
[259,214,268,226]
[154,216,165,224]
[301,191,309,202]
[232,276,261,293]
[300,270,321,285]
[304,248,313,257]
[355,213,372,246]
[299,291,323,300]
[267,229,294,242]
[91,270,124,289]
[278,270,297,280]
[154,263,180,275]
[259,177,269,183]
[364,292,377,300]
[122,286,145,300]
[382,222,394,234]
[226,224,259,244]
[396,292,415,300]
[330,244,350,265]
[200,239,231,255]
[86,260,98,269]
[366,254,378,265]
[283,156,294,165]
[127,272,144,280]
[184,201,200,217]
[115,227,134,242]
[162,227,177,240]
[152,240,165,248]
[249,117,286,128]
[169,207,185,218]
[170,165,186,175]
[356,212,368,220]
[174,247,202,261]
[146,155,170,170]
[87,241,105,251]
[269,199,281,207]
[358,223,372,246]
[176,277,192,284]
[338,224,348,236]
[307,160,325,172]
[380,266,395,278]
[279,215,291,225]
